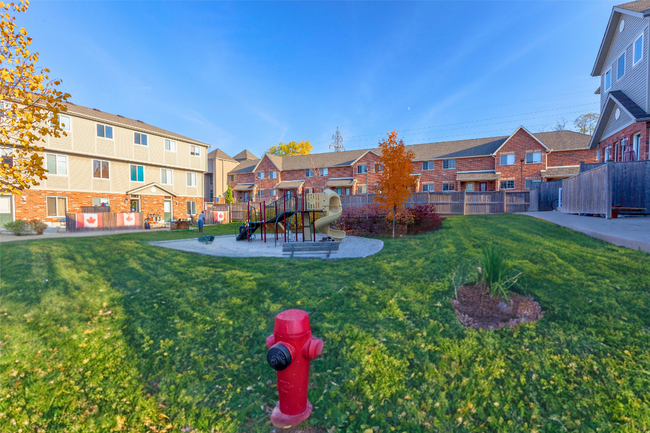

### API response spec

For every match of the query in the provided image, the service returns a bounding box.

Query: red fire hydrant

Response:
[266,309,324,428]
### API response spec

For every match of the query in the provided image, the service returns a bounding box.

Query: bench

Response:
[282,241,340,258]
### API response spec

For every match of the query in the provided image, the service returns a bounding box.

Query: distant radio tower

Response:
[330,127,344,152]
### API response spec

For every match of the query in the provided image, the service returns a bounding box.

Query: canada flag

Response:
[216,211,226,223]
[76,213,103,229]
[118,212,139,227]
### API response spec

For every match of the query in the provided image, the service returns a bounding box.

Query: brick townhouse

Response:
[0,102,209,225]
[588,0,650,161]
[227,126,597,201]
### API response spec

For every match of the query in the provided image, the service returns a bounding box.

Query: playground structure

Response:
[236,189,346,245]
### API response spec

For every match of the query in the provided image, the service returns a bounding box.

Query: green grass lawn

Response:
[1,216,649,432]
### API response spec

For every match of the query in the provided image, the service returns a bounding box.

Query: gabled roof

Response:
[491,126,551,154]
[64,102,210,147]
[233,149,258,161]
[208,148,235,161]
[230,158,260,174]
[533,130,592,151]
[589,90,649,147]
[592,1,650,76]
[126,182,177,197]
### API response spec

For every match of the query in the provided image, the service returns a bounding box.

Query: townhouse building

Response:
[589,0,650,161]
[227,127,597,201]
[204,148,238,203]
[1,102,209,225]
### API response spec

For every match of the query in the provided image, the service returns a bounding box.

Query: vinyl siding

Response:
[601,14,649,112]
[602,107,634,139]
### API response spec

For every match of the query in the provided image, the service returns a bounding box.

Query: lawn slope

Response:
[1,216,649,432]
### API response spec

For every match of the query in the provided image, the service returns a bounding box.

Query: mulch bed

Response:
[452,285,543,330]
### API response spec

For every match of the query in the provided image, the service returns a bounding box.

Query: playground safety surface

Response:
[150,235,384,259]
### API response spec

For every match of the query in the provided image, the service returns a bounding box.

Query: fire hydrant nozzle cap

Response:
[267,343,292,371]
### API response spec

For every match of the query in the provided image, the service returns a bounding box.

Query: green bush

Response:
[4,219,31,235]
[478,245,521,300]
[3,219,48,235]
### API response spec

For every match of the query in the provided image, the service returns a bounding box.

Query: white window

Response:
[374,164,382,173]
[96,124,113,139]
[161,168,173,185]
[442,159,455,169]
[1,148,14,167]
[526,152,542,164]
[357,185,367,194]
[305,169,313,177]
[345,187,351,195]
[422,183,434,192]
[165,139,177,152]
[92,159,110,179]
[190,145,200,156]
[500,180,515,190]
[46,196,67,217]
[633,133,641,160]
[466,183,474,192]
[597,149,601,161]
[321,168,328,176]
[605,145,612,161]
[605,68,612,91]
[270,189,277,197]
[134,132,148,146]
[58,114,71,131]
[500,154,515,165]
[618,52,626,79]
[634,34,643,65]
[130,165,144,182]
[422,161,434,171]
[260,190,265,197]
[442,182,455,191]
[270,171,277,179]
[357,164,367,174]
[187,172,197,187]
[46,154,67,175]
[92,197,110,206]
[186,200,197,215]
[258,172,265,180]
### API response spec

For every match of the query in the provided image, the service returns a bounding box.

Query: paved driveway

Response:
[524,211,650,253]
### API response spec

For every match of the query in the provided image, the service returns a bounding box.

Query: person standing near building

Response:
[198,211,205,233]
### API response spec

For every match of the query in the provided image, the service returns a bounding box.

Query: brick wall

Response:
[15,189,202,222]
[597,121,650,162]
[547,148,599,166]
[415,156,495,192]
[495,129,547,190]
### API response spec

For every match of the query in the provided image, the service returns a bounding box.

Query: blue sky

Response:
[23,1,616,156]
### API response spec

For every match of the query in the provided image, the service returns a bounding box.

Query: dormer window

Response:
[605,68,611,91]
[617,53,625,79]
[634,34,643,65]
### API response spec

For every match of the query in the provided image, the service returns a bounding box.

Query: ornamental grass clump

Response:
[478,245,522,301]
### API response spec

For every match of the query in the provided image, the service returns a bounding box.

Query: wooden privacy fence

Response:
[610,160,650,212]
[66,212,145,232]
[560,164,611,217]
[529,182,562,212]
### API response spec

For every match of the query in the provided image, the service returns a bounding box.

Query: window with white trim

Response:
[258,172,265,180]
[130,165,144,182]
[92,159,109,179]
[442,159,455,169]
[165,139,177,152]
[618,52,626,79]
[57,114,71,131]
[605,68,612,91]
[597,148,601,161]
[500,154,515,165]
[422,161,434,171]
[357,185,367,194]
[422,183,434,192]
[442,182,455,191]
[161,168,173,185]
[96,124,113,139]
[357,164,367,174]
[46,196,67,217]
[633,133,641,160]
[321,168,329,176]
[305,169,313,177]
[186,200,197,215]
[260,190,265,197]
[500,180,515,190]
[270,171,277,179]
[46,154,67,175]
[374,164,382,173]
[270,189,277,197]
[187,172,197,187]
[634,34,644,65]
[526,152,542,164]
[190,145,200,156]
[92,197,110,206]
[134,132,148,146]
[1,148,14,167]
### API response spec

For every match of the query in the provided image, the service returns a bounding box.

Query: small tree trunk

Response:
[392,205,396,238]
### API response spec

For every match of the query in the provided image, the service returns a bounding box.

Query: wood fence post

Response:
[503,191,507,214]
[606,162,613,219]
[463,190,467,215]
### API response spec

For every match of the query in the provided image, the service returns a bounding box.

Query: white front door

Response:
[164,200,172,222]
[0,196,13,226]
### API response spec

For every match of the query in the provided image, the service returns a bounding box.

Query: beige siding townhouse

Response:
[6,102,209,224]
[204,148,239,203]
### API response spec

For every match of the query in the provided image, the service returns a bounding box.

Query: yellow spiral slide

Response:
[314,189,346,241]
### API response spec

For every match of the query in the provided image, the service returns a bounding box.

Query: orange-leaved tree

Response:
[1,0,70,195]
[376,130,417,237]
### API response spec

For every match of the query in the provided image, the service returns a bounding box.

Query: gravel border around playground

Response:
[150,235,384,259]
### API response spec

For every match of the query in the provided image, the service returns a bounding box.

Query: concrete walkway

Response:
[0,226,171,243]
[524,211,650,253]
